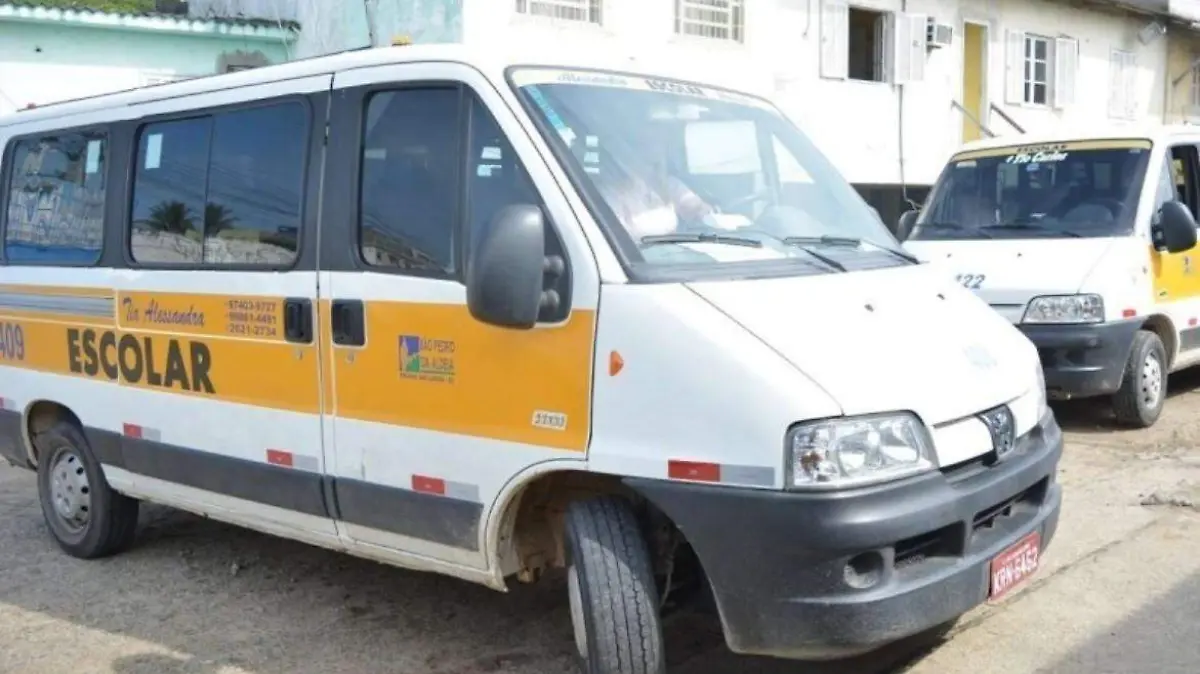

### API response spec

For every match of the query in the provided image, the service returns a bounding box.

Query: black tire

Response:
[34,420,139,559]
[1112,330,1167,428]
[564,496,666,674]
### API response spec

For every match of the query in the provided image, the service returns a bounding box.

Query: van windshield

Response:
[508,67,910,279]
[911,140,1153,241]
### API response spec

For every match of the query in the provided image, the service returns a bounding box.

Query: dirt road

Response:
[1,378,1198,674]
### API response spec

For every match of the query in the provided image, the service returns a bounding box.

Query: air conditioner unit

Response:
[927,18,954,49]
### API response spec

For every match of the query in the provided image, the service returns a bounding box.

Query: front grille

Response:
[972,478,1047,534]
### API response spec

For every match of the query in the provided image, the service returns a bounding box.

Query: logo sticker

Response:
[979,405,1017,460]
[399,335,456,383]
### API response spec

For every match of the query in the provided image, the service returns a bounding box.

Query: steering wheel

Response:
[1063,197,1124,220]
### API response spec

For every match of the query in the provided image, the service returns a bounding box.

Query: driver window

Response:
[1169,145,1200,221]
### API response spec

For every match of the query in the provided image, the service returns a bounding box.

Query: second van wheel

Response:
[564,495,666,674]
[1112,330,1167,429]
[34,420,139,559]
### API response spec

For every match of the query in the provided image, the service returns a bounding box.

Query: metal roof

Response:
[0,2,299,36]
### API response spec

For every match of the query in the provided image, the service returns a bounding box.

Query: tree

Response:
[144,201,195,235]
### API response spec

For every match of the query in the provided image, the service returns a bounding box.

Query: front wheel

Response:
[1112,330,1167,428]
[564,495,666,674]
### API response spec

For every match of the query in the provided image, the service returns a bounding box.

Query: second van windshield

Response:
[912,140,1153,241]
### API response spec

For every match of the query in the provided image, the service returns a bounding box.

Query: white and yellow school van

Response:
[900,127,1200,429]
[0,45,1062,672]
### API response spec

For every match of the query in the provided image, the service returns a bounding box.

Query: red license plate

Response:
[988,532,1041,602]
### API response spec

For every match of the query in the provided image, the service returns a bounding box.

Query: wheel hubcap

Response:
[1141,352,1163,409]
[49,448,91,532]
[567,564,588,659]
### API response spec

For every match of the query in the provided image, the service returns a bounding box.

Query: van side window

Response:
[359,88,462,274]
[464,94,542,245]
[4,131,107,264]
[1168,145,1200,222]
[463,93,571,322]
[130,101,306,266]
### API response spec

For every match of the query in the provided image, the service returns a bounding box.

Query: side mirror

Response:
[895,209,918,241]
[467,204,547,329]
[1153,200,1198,254]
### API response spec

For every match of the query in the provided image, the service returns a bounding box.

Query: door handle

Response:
[330,299,365,347]
[283,298,313,344]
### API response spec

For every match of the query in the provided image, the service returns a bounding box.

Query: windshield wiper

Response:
[782,235,920,264]
[772,237,846,272]
[915,222,993,239]
[641,232,764,248]
[982,223,1083,238]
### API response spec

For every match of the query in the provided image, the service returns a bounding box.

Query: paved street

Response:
[0,380,1198,674]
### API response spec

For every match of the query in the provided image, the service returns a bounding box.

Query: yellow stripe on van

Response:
[952,138,1153,161]
[1,286,595,451]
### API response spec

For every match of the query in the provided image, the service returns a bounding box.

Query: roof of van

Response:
[0,43,751,129]
[954,122,1200,154]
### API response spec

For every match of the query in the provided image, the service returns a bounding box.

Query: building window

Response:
[4,131,107,264]
[130,101,307,266]
[1023,34,1051,105]
[848,7,889,82]
[360,88,462,274]
[1006,30,1076,109]
[676,0,744,43]
[515,0,601,24]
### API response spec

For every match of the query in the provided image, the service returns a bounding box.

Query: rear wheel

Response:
[564,495,666,674]
[34,420,139,558]
[1112,330,1167,428]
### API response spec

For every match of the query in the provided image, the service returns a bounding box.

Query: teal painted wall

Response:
[0,21,291,114]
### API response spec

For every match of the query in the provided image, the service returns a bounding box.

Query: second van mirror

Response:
[1154,200,1198,254]
[895,209,918,241]
[466,204,547,330]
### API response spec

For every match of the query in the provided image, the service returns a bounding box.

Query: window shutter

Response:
[820,0,849,80]
[1107,51,1124,119]
[894,12,928,84]
[1005,29,1026,104]
[1123,53,1139,119]
[1053,37,1078,109]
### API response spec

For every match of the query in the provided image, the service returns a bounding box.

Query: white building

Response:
[192,0,1200,223]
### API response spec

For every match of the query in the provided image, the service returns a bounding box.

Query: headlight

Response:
[1021,294,1104,324]
[787,413,936,489]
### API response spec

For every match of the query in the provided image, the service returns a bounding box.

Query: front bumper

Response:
[625,410,1063,660]
[1020,318,1140,400]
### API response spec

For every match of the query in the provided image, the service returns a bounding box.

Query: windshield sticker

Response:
[525,85,574,144]
[954,138,1152,161]
[955,160,977,168]
[1006,145,1069,165]
[511,68,774,110]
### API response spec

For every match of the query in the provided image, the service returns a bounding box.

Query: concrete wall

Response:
[0,20,291,115]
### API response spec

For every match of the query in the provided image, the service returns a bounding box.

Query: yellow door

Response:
[962,23,986,143]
